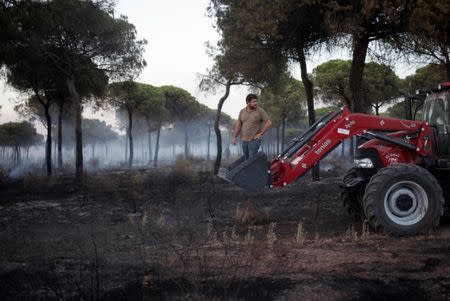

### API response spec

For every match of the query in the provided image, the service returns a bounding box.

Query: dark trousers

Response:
[242,140,261,159]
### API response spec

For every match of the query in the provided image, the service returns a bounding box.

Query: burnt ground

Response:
[0,165,449,300]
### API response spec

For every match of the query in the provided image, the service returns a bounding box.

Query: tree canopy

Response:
[261,74,306,148]
[137,85,167,131]
[1,0,146,179]
[0,121,41,166]
[313,60,352,107]
[363,62,401,115]
[0,121,40,149]
[161,85,202,157]
[82,118,118,157]
[106,81,159,167]
[325,0,416,112]
[161,85,201,124]
[394,0,450,80]
[403,64,448,92]
[313,60,401,114]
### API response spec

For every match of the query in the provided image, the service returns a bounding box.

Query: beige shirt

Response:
[238,107,269,141]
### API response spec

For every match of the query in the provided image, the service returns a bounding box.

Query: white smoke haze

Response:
[0,107,355,179]
[0,118,240,178]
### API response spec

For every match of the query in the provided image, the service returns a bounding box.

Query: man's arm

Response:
[254,119,272,140]
[231,120,242,145]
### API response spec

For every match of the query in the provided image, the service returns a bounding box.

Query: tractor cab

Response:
[421,82,450,160]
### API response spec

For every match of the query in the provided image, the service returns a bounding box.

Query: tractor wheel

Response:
[363,164,444,236]
[342,168,365,220]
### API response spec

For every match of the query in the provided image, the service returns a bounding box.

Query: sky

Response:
[0,0,423,130]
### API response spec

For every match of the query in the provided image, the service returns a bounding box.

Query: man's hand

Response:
[254,133,263,140]
[231,136,237,145]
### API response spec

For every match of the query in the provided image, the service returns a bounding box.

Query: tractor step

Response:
[343,174,366,188]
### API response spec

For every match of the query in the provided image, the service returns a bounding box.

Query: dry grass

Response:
[361,220,370,240]
[125,171,145,198]
[87,157,100,169]
[95,174,118,194]
[243,225,256,245]
[0,166,8,185]
[293,222,307,246]
[266,222,277,250]
[235,199,269,225]
[23,173,52,191]
[156,213,166,227]
[169,155,197,184]
[133,215,401,299]
[342,224,359,242]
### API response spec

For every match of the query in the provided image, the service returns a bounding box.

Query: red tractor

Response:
[219,82,450,236]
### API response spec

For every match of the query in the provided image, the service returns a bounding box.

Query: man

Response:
[232,94,272,159]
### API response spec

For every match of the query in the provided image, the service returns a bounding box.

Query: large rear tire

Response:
[363,164,444,236]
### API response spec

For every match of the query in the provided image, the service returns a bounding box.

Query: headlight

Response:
[354,158,374,168]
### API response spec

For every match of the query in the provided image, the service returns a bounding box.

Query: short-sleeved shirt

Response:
[238,107,269,141]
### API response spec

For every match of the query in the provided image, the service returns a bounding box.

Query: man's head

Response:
[246,94,258,110]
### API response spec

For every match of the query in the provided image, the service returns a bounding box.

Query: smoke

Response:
[2,115,358,179]
[319,140,354,172]
[0,118,243,178]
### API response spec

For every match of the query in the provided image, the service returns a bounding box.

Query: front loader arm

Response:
[270,107,434,188]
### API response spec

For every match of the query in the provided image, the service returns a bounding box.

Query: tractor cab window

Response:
[423,91,450,155]
[423,92,448,126]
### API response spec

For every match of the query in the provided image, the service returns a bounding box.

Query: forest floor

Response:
[0,160,449,300]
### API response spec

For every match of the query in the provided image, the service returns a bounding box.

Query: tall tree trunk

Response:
[153,125,161,168]
[184,124,189,158]
[53,137,56,166]
[125,132,128,162]
[141,137,144,161]
[44,106,52,176]
[225,129,231,159]
[214,81,231,175]
[276,126,280,154]
[348,35,370,161]
[91,143,96,159]
[36,89,53,175]
[297,45,319,181]
[15,146,20,167]
[127,109,133,168]
[281,117,286,150]
[66,77,83,181]
[207,124,211,161]
[148,132,152,164]
[349,35,370,113]
[405,97,412,120]
[445,50,450,80]
[57,102,63,170]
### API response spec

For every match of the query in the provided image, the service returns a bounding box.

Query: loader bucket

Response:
[217,151,270,191]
